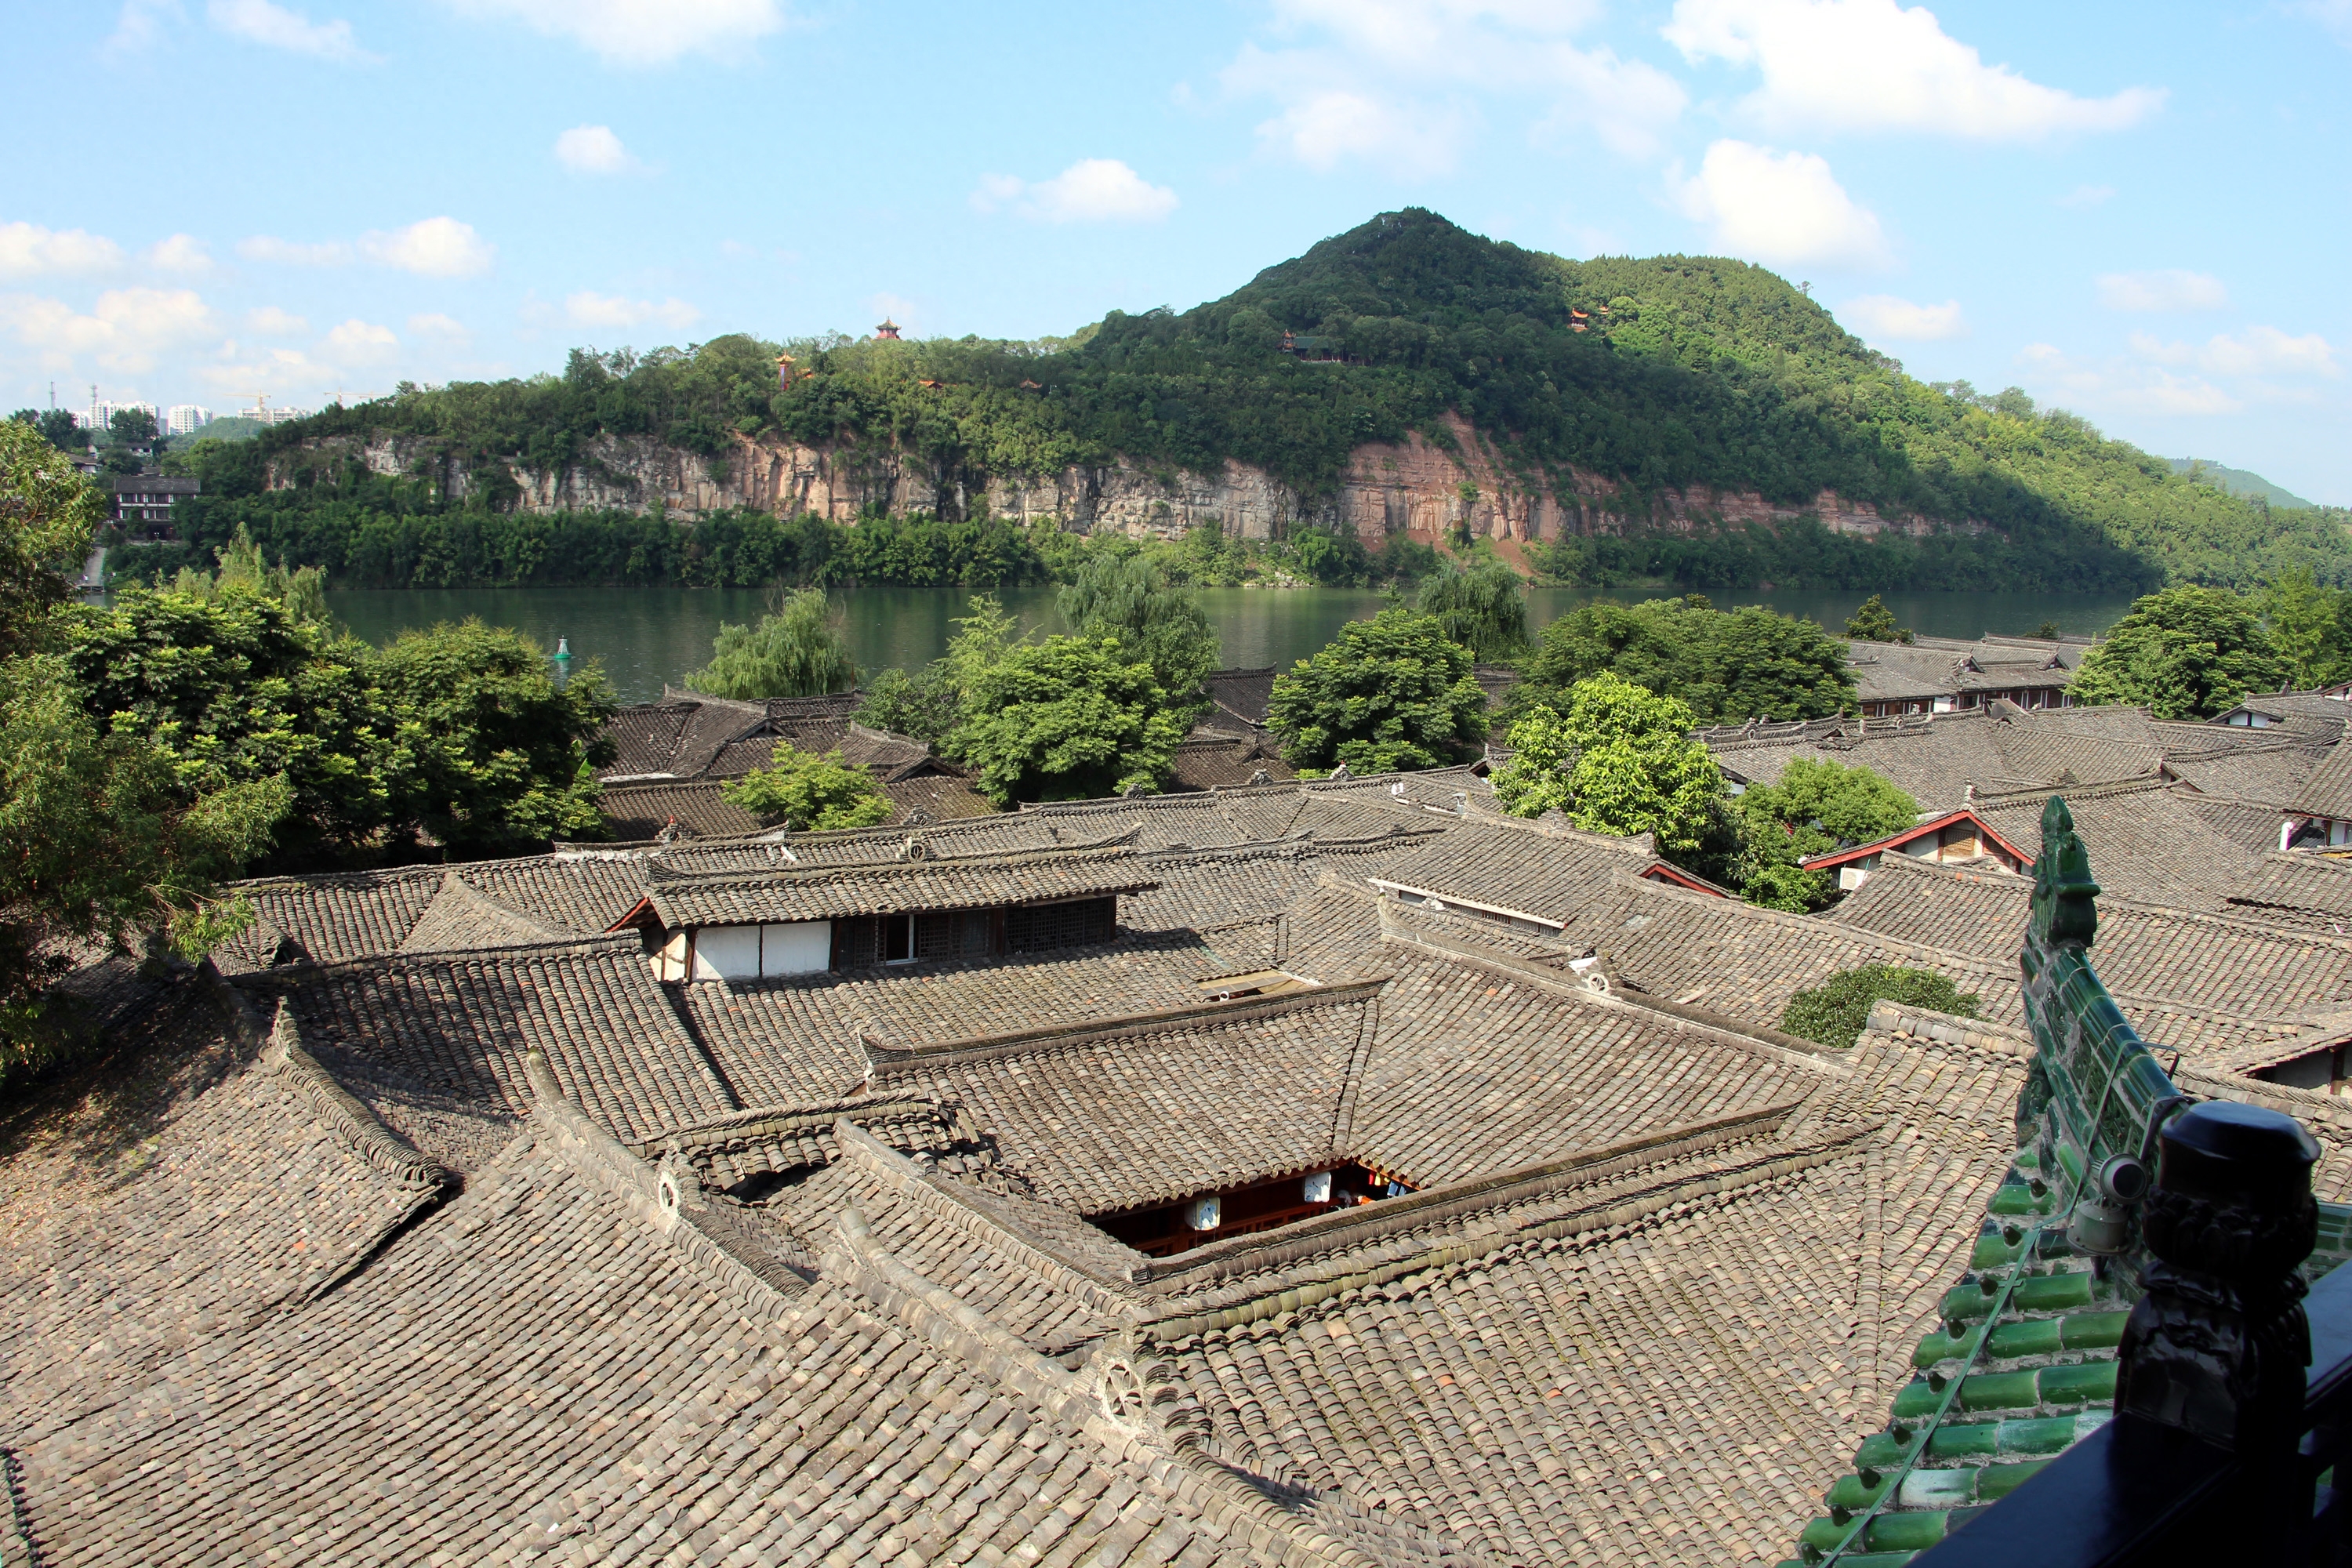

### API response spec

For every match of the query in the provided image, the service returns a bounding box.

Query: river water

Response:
[324,583,2147,705]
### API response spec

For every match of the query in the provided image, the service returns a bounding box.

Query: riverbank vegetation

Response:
[100,210,2347,599]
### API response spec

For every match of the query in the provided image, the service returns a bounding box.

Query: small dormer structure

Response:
[609,845,1158,981]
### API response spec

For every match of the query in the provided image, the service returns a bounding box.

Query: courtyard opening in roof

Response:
[1091,1160,1417,1256]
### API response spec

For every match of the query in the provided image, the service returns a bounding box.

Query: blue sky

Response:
[7,0,2350,501]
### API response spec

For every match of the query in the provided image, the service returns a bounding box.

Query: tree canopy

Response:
[1056,551,1219,709]
[1265,610,1488,775]
[1507,595,1854,727]
[1414,557,1529,662]
[2069,585,2287,719]
[1732,757,1919,912]
[949,634,1189,805]
[721,747,893,832]
[1504,674,1726,855]
[687,587,862,699]
[1843,593,1911,644]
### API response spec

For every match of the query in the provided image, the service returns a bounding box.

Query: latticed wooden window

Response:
[1006,898,1115,953]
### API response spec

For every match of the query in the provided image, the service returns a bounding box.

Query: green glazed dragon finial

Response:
[2029,795,2100,951]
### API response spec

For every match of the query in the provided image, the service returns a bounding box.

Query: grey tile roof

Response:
[9,1105,1269,1567]
[877,985,1381,1215]
[2226,851,2352,928]
[638,844,1160,927]
[1134,1008,2034,1568]
[1825,851,2352,1025]
[1968,777,2263,906]
[258,935,739,1145]
[2294,736,2352,817]
[1361,815,1671,924]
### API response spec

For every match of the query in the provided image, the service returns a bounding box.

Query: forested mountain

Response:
[2167,457,2318,510]
[157,210,2350,593]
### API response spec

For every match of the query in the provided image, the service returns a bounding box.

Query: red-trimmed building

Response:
[1800,807,2035,891]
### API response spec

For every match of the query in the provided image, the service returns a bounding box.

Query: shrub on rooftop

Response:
[1778,964,1980,1051]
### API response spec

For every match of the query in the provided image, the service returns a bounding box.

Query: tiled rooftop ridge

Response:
[863,977,1388,1073]
[1775,797,2352,1566]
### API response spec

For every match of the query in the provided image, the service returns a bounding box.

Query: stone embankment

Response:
[281,410,1961,553]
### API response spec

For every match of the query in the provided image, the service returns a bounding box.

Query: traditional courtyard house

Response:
[1801,804,2036,890]
[1846,633,2087,718]
[19,772,2352,1565]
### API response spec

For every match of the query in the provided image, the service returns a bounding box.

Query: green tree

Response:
[1778,964,1980,1050]
[1265,609,1487,774]
[1414,557,1530,661]
[0,441,287,1080]
[66,589,398,862]
[171,523,331,625]
[108,408,160,448]
[0,419,103,659]
[1542,673,1725,853]
[2259,568,2350,689]
[721,746,894,831]
[1057,552,1219,707]
[1491,706,1578,818]
[1508,596,1853,726]
[1844,593,1911,643]
[372,619,619,855]
[1732,757,1919,912]
[855,664,960,743]
[949,634,1188,804]
[2069,585,2288,718]
[9,409,85,454]
[1,655,289,1077]
[688,587,861,699]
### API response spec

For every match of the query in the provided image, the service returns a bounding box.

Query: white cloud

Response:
[321,318,399,364]
[443,0,785,65]
[971,160,1179,223]
[0,287,218,373]
[359,217,495,277]
[1841,293,1965,341]
[143,233,212,272]
[238,234,354,265]
[106,0,183,55]
[245,305,310,336]
[1252,88,1472,176]
[2056,183,2115,209]
[2304,1,2352,45]
[197,346,332,398]
[1219,1,1686,176]
[207,0,375,61]
[2129,325,2339,379]
[564,291,700,332]
[554,125,642,174]
[408,311,470,345]
[0,223,125,280]
[1673,139,1890,268]
[1663,0,2162,139]
[2095,269,2228,312]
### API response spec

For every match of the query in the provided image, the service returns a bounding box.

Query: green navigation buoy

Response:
[554,637,572,662]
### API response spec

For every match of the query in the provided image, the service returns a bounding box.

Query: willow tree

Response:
[689,587,861,699]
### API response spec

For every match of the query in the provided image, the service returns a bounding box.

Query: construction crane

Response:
[240,391,272,422]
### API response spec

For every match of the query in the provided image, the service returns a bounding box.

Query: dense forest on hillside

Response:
[132,210,2350,593]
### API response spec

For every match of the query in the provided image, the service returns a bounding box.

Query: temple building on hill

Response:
[11,745,2352,1562]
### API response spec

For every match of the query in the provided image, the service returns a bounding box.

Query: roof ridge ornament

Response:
[2030,795,2100,949]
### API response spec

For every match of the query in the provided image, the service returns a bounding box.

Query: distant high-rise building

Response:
[238,402,308,425]
[85,400,161,433]
[165,405,212,437]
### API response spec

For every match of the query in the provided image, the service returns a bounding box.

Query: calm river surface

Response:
[325,583,2147,705]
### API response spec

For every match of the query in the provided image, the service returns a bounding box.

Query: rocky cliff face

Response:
[286,411,1964,551]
